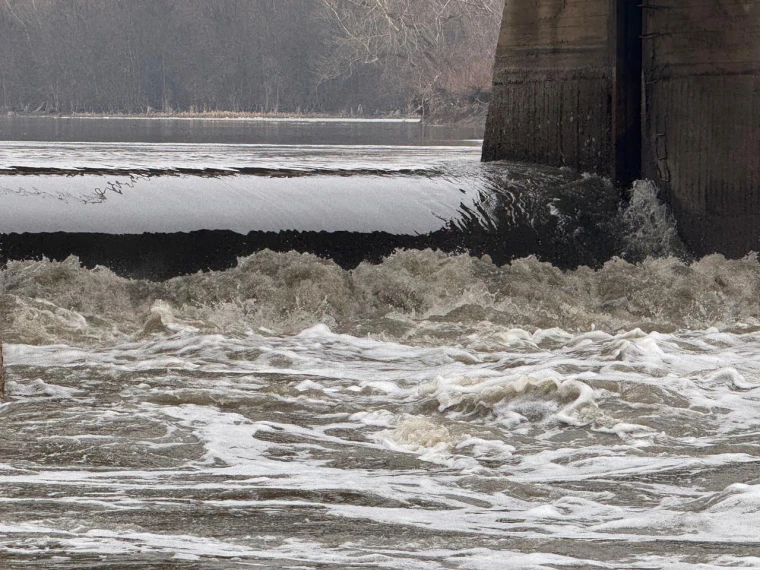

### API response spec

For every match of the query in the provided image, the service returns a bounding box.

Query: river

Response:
[1,117,759,569]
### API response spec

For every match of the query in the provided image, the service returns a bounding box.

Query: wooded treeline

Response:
[0,0,503,116]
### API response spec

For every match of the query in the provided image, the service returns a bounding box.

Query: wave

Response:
[1,243,758,346]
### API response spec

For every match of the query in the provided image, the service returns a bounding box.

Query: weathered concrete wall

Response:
[482,0,625,180]
[642,0,760,257]
[485,0,760,257]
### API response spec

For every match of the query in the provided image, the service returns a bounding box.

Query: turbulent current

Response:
[1,118,760,569]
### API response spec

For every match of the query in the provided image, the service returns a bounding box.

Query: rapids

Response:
[1,119,759,569]
[3,247,760,568]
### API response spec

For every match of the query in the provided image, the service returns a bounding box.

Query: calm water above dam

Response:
[1,118,760,569]
[0,115,479,145]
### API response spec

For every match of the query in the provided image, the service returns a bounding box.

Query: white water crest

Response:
[2,249,760,568]
[2,248,759,345]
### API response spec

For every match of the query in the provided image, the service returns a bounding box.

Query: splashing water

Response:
[1,243,760,568]
[1,245,758,347]
[2,162,760,568]
[620,180,688,261]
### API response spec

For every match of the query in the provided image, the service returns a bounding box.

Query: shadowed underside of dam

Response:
[482,0,760,258]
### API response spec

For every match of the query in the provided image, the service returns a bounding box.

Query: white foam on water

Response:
[4,250,760,346]
[7,377,83,400]
[3,252,760,567]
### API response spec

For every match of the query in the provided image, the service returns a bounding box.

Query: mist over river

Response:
[1,118,760,569]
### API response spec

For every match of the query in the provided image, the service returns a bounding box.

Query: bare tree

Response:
[0,0,503,116]
[317,0,503,110]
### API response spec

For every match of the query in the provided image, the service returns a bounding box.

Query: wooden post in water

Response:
[0,341,4,400]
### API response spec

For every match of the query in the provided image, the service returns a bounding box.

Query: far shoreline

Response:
[3,106,489,127]
[4,111,424,124]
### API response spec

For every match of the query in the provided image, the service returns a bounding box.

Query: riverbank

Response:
[4,104,487,126]
[5,111,423,124]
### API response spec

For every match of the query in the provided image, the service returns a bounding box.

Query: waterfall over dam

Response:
[0,120,639,279]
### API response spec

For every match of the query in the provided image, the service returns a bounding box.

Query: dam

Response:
[1,2,757,271]
[0,118,628,278]
[483,0,760,257]
[4,5,760,569]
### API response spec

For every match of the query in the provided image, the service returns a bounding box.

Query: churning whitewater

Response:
[2,190,760,567]
[0,119,757,570]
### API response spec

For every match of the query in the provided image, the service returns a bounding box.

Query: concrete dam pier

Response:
[483,0,760,257]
